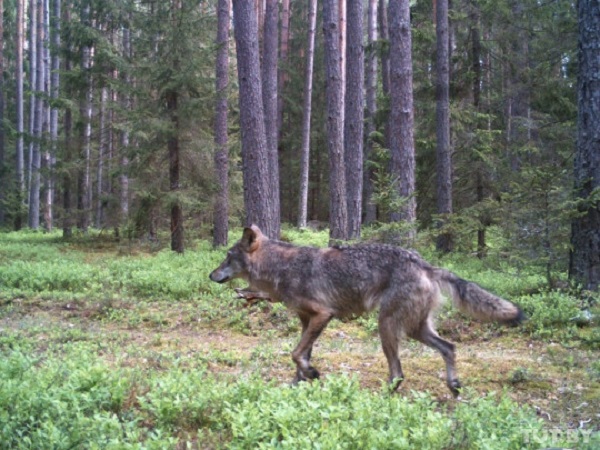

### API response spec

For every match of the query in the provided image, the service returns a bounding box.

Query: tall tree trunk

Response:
[505,1,529,173]
[77,0,92,232]
[277,0,290,141]
[49,0,62,230]
[27,0,37,198]
[435,0,453,252]
[262,0,280,238]
[378,0,391,150]
[338,0,346,127]
[167,90,184,253]
[470,1,486,258]
[322,0,348,241]
[29,0,45,229]
[15,0,25,230]
[297,0,317,229]
[96,86,108,229]
[569,0,600,292]
[364,0,378,225]
[119,18,131,233]
[42,0,52,231]
[232,0,275,238]
[0,0,4,226]
[344,0,364,239]
[213,0,230,247]
[62,4,72,238]
[388,0,416,235]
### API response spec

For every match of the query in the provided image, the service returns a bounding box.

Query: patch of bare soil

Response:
[2,297,598,433]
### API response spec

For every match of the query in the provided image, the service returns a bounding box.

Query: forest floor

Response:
[3,291,599,434]
[1,231,599,448]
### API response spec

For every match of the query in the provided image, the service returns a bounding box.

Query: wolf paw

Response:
[448,379,462,397]
[305,366,320,380]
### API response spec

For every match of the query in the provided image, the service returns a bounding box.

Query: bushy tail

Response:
[433,269,525,326]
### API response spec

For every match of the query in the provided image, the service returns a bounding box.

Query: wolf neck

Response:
[246,240,305,300]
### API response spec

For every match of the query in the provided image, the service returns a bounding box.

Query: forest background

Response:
[0,0,597,289]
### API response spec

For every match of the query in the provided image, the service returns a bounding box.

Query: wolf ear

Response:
[241,226,261,253]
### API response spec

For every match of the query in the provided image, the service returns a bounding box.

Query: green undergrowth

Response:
[1,228,598,448]
[3,341,593,450]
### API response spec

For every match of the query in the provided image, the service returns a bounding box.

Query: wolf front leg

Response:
[291,309,333,383]
[378,306,405,391]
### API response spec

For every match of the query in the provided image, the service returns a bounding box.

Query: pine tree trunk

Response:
[232,0,275,238]
[27,0,37,201]
[569,0,600,292]
[0,0,4,226]
[50,0,61,231]
[213,0,230,247]
[277,0,290,141]
[388,0,416,234]
[364,0,378,225]
[297,0,317,229]
[119,21,131,231]
[344,0,364,239]
[29,0,45,229]
[470,1,486,258]
[167,89,184,253]
[435,0,453,253]
[505,1,529,173]
[77,0,92,232]
[62,4,72,238]
[262,0,280,238]
[96,86,108,229]
[15,0,25,230]
[378,0,391,150]
[42,0,52,231]
[323,0,348,241]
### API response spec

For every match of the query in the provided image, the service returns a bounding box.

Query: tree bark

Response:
[364,0,378,225]
[435,0,453,252]
[378,0,391,150]
[15,0,25,230]
[388,0,416,233]
[262,0,280,238]
[344,0,364,239]
[29,0,45,229]
[0,0,4,226]
[27,0,37,197]
[119,20,131,231]
[322,0,348,241]
[297,0,317,229]
[213,0,230,247]
[62,3,72,238]
[277,0,291,141]
[96,86,108,229]
[232,0,276,238]
[338,0,346,126]
[49,0,61,231]
[569,0,600,291]
[470,1,486,258]
[167,89,184,253]
[77,0,92,232]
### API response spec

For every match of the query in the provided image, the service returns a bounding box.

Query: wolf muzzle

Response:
[209,270,229,283]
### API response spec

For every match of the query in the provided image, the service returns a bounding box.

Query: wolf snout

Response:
[209,270,228,283]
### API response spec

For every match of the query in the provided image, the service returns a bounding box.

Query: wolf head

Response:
[209,225,264,283]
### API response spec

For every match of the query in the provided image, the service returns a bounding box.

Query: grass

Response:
[0,228,598,449]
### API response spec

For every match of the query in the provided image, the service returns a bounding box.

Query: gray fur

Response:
[210,225,524,395]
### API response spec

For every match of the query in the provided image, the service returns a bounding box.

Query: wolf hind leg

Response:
[411,318,461,397]
[378,309,405,391]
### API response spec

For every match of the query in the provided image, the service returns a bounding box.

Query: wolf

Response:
[209,225,524,396]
